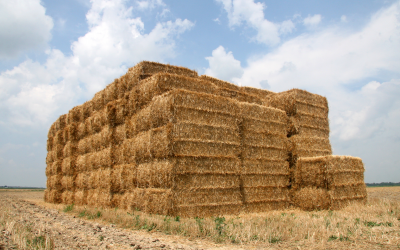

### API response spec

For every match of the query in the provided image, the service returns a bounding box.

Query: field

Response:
[1,187,399,249]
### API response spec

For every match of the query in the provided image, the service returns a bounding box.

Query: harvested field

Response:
[1,188,399,249]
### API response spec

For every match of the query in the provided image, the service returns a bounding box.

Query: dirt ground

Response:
[0,187,399,249]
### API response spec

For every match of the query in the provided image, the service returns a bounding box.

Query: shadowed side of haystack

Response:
[45,61,367,217]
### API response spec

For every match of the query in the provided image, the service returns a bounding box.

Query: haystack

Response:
[45,61,367,217]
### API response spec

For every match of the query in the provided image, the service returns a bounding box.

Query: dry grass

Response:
[0,201,54,249]
[39,188,399,249]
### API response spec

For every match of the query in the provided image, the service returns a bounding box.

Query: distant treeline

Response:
[366,182,400,187]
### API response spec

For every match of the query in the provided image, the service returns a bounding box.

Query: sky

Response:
[0,0,399,187]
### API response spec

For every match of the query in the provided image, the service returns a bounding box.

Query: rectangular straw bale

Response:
[241,102,288,124]
[114,98,127,125]
[88,170,100,189]
[175,174,240,190]
[77,136,91,154]
[87,147,112,170]
[104,82,118,104]
[244,201,289,213]
[86,189,113,207]
[115,77,127,99]
[290,135,332,158]
[167,156,241,175]
[76,154,88,172]
[46,175,62,191]
[45,151,55,164]
[122,188,146,211]
[80,101,93,121]
[243,131,288,149]
[47,137,54,151]
[74,190,88,205]
[136,73,217,108]
[174,187,242,206]
[62,141,76,158]
[61,175,75,190]
[90,126,112,152]
[241,86,275,102]
[112,164,136,193]
[53,144,64,161]
[215,88,263,105]
[122,138,136,164]
[114,123,126,145]
[54,114,67,132]
[136,161,173,188]
[46,161,62,176]
[48,123,56,138]
[68,106,83,124]
[88,110,108,134]
[199,75,240,91]
[44,189,61,204]
[77,122,88,140]
[243,187,289,202]
[75,172,89,190]
[53,130,64,146]
[329,183,367,199]
[268,89,328,117]
[98,168,113,190]
[242,174,289,188]
[125,61,198,90]
[176,203,242,218]
[113,144,125,166]
[65,123,79,142]
[293,157,328,190]
[111,193,123,208]
[292,187,330,211]
[92,90,106,111]
[243,159,289,175]
[61,190,75,204]
[243,145,288,160]
[144,188,173,215]
[61,157,76,176]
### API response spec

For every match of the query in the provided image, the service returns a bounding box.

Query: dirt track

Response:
[0,191,241,250]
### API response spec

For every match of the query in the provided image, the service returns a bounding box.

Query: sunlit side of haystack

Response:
[45,61,367,217]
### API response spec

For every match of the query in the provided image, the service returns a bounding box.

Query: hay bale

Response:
[111,164,136,193]
[241,86,275,104]
[242,174,289,188]
[174,156,241,175]
[74,190,88,205]
[75,172,89,190]
[136,73,217,109]
[292,187,330,211]
[61,175,75,190]
[46,175,62,191]
[290,135,332,159]
[175,187,242,205]
[242,159,289,175]
[61,190,75,204]
[125,61,198,90]
[199,75,240,91]
[243,187,289,203]
[44,189,62,204]
[61,157,76,176]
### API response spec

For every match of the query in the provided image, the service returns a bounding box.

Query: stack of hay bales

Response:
[266,89,366,210]
[45,61,367,216]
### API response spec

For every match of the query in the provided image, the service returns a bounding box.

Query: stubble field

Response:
[0,187,399,249]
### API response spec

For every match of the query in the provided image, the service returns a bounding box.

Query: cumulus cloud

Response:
[205,46,244,83]
[303,14,322,27]
[136,0,165,10]
[0,0,194,127]
[216,0,294,45]
[0,0,53,58]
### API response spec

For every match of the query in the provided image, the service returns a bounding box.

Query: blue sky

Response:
[0,0,399,187]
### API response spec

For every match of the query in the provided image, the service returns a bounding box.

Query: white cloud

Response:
[136,0,165,10]
[216,0,294,45]
[303,14,322,27]
[205,46,244,83]
[0,0,194,127]
[0,0,53,58]
[340,15,347,22]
